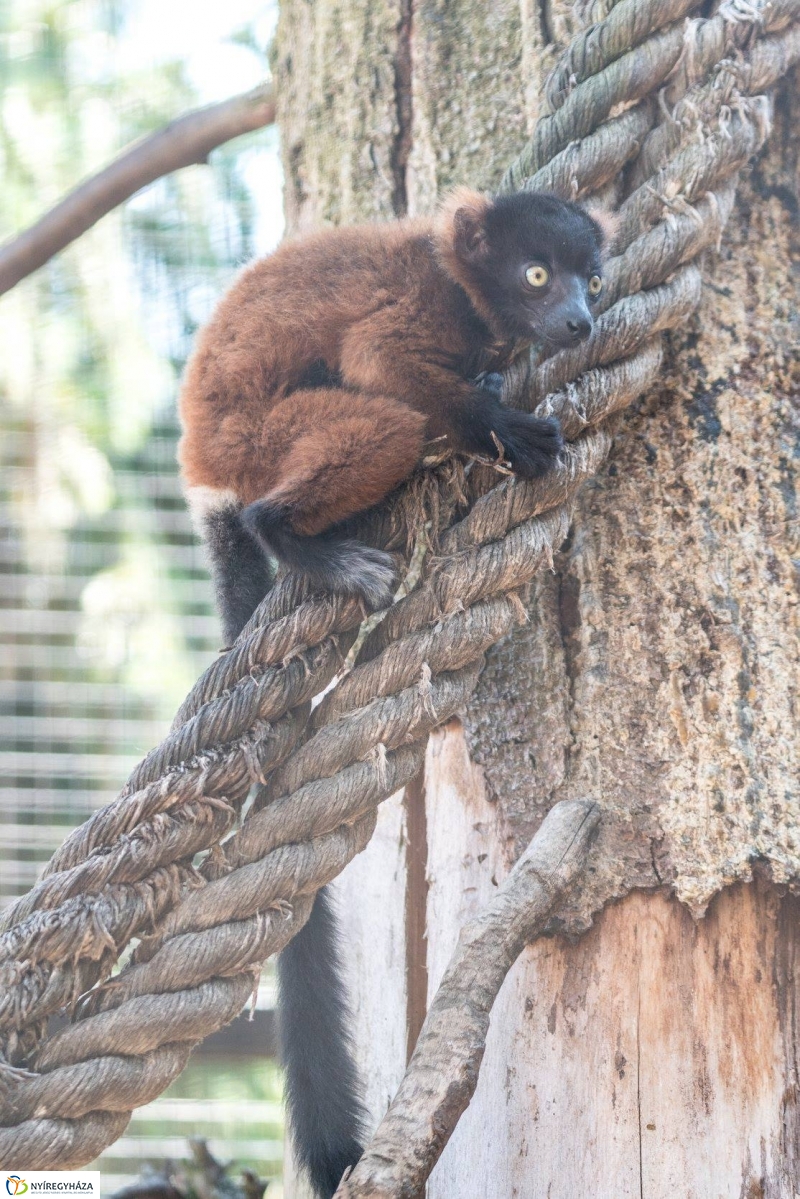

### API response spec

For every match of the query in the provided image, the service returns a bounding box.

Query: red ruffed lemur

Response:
[178,188,607,1199]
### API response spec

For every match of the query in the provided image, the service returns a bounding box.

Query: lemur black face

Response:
[464,192,605,348]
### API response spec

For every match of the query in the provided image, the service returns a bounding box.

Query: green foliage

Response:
[1,12,286,1181]
[0,0,273,457]
[0,0,280,713]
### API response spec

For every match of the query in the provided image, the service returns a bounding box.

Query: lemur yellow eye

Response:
[525,264,550,289]
[588,274,603,297]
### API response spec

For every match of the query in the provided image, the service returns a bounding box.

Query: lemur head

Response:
[437,187,610,349]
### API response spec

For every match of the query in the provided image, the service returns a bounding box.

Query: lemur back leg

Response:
[241,389,427,608]
[194,496,276,645]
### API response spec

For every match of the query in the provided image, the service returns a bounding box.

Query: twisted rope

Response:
[0,0,797,1168]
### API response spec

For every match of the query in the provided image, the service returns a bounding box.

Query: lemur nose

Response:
[567,316,592,340]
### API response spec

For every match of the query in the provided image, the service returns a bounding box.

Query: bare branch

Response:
[336,798,601,1199]
[0,82,276,297]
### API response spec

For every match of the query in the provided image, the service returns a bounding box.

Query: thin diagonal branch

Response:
[336,799,602,1199]
[0,82,275,297]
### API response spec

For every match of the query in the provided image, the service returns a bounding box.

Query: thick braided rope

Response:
[0,0,797,1167]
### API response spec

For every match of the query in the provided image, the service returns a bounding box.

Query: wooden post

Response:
[275,0,800,1192]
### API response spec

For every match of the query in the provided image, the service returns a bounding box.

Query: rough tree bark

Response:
[275,1,800,1195]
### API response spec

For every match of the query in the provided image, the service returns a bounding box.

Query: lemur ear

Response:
[438,187,491,262]
[584,204,621,254]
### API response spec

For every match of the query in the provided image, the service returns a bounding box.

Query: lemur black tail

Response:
[241,497,396,609]
[278,889,368,1197]
[202,502,277,645]
[200,502,368,1199]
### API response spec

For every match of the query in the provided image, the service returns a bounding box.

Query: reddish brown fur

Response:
[584,203,621,252]
[256,391,424,536]
[433,187,499,331]
[178,195,507,531]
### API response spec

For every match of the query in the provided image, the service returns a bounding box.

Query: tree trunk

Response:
[274,1,800,1194]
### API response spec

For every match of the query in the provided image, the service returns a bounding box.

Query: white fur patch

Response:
[185,485,240,528]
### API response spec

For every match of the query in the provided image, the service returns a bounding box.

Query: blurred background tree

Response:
[0,0,286,1189]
